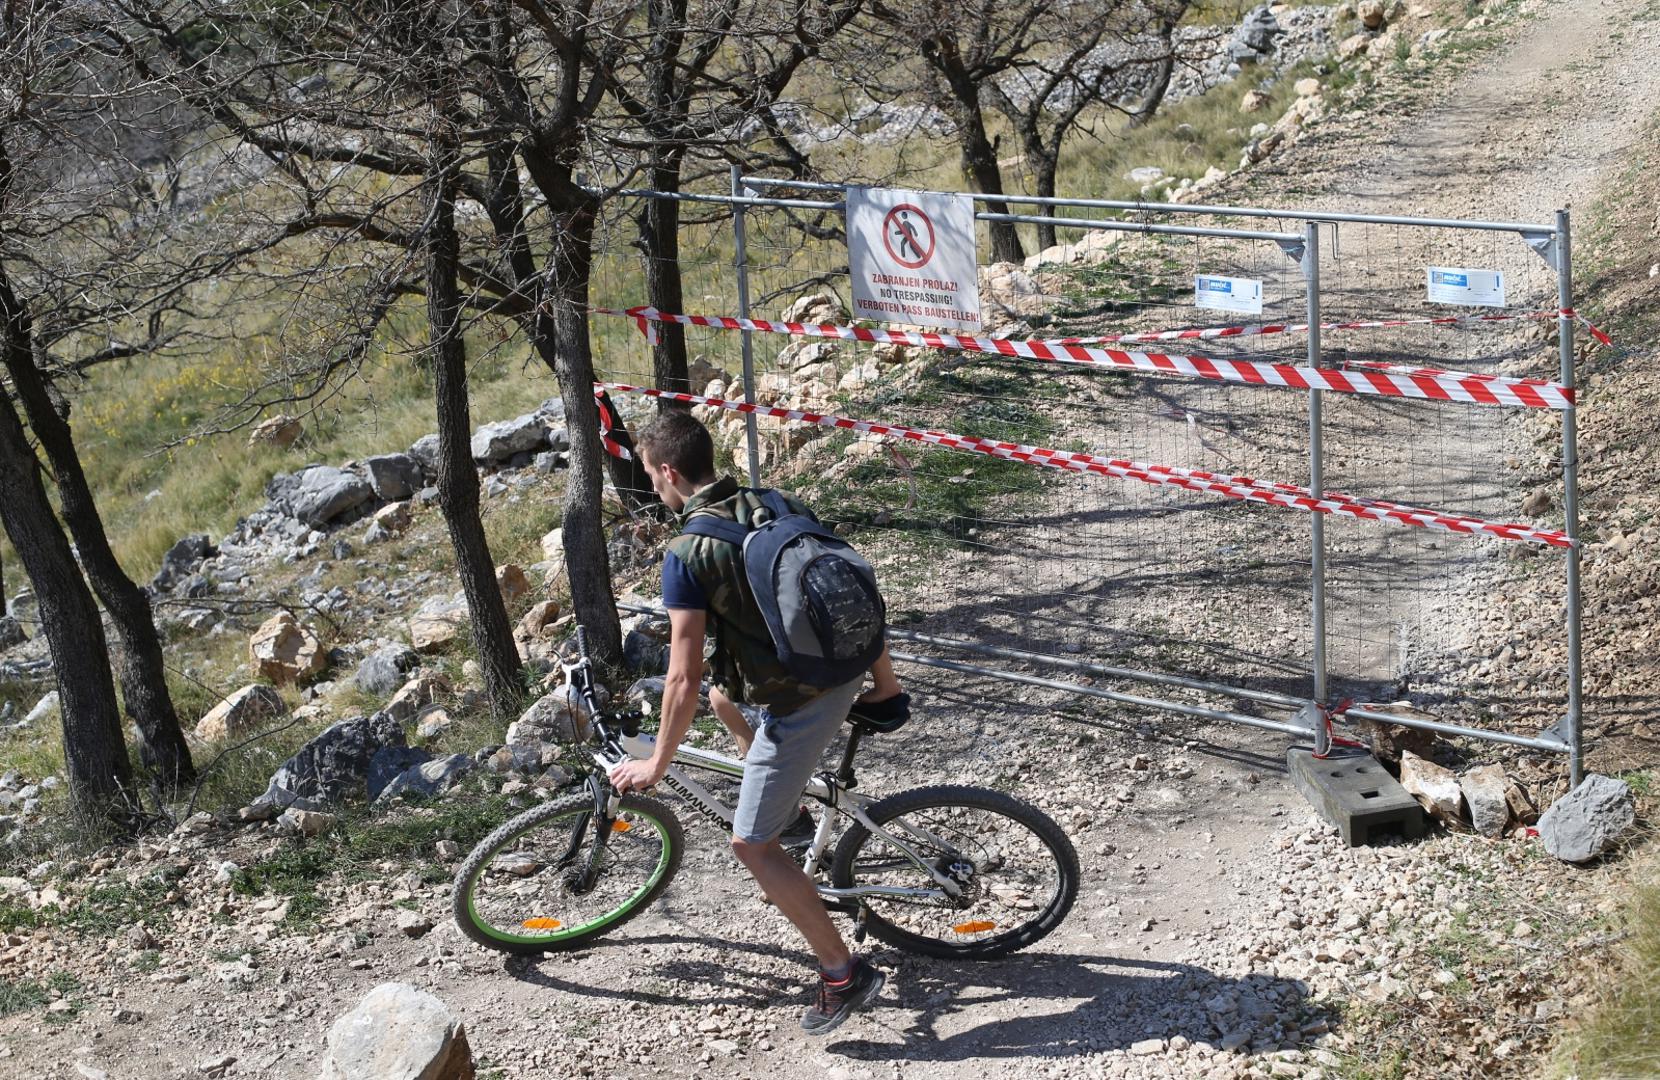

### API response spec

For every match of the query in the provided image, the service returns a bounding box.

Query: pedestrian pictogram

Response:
[882,204,935,269]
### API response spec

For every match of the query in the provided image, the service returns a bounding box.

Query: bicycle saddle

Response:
[848,692,911,735]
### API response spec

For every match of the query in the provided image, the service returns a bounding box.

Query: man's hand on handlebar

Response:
[608,757,666,795]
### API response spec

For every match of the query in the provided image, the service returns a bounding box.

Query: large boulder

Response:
[375,754,476,802]
[384,675,447,725]
[364,454,423,502]
[152,533,215,591]
[248,611,327,686]
[622,627,670,675]
[1230,3,1281,62]
[241,710,406,818]
[355,645,421,697]
[274,466,374,527]
[1539,774,1636,863]
[318,983,474,1080]
[1399,751,1465,825]
[516,600,561,642]
[195,684,286,742]
[407,434,441,476]
[508,685,594,746]
[368,746,433,800]
[410,593,470,653]
[470,414,549,463]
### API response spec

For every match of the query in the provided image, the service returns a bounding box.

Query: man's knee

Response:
[731,834,771,866]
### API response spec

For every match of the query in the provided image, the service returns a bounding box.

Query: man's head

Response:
[636,408,717,512]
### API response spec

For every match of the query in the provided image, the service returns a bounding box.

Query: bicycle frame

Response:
[590,728,964,903]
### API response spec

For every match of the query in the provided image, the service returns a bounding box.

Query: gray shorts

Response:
[732,677,864,843]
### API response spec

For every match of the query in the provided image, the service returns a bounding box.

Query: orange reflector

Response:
[952,920,997,934]
[612,820,632,832]
[522,917,563,931]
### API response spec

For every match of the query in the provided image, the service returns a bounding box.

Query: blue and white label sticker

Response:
[1426,267,1506,307]
[1194,274,1263,315]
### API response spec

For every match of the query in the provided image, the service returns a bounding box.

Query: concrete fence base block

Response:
[1288,746,1428,846]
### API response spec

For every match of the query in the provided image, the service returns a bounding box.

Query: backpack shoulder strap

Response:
[681,513,749,547]
[760,490,792,521]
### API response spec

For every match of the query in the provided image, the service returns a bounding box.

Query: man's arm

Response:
[608,607,706,793]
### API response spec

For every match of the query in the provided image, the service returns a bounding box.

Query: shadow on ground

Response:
[505,939,1334,1062]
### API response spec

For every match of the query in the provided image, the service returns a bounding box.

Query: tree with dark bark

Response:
[0,386,136,821]
[982,1,1192,251]
[0,1,200,799]
[616,0,867,414]
[862,0,1054,264]
[0,268,195,784]
[425,134,525,720]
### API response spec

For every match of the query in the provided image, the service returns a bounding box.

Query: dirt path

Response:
[6,3,1658,1079]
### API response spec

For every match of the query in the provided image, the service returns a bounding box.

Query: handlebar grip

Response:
[575,624,589,661]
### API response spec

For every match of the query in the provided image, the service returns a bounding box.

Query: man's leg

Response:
[856,646,905,706]
[731,837,848,970]
[708,686,754,758]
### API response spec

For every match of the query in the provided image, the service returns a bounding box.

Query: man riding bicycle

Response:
[608,410,909,1034]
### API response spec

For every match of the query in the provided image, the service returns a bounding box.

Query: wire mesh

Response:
[586,187,1578,754]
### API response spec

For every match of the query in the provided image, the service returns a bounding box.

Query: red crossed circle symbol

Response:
[882,204,935,270]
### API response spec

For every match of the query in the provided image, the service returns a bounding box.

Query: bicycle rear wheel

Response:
[453,790,683,955]
[829,784,1079,960]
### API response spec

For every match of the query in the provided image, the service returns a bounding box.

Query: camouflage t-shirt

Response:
[665,476,824,715]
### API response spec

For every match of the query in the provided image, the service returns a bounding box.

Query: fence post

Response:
[1304,221,1329,747]
[1556,208,1584,787]
[730,164,761,486]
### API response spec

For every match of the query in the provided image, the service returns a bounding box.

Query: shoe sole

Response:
[800,968,886,1036]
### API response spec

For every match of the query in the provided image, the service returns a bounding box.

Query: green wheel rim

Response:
[465,807,675,947]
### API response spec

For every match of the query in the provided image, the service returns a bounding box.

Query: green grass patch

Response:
[0,977,50,1017]
[229,789,520,930]
[1554,864,1660,1078]
[58,870,182,938]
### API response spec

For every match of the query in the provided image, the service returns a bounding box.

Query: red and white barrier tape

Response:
[594,306,1574,410]
[593,382,1572,548]
[1043,308,1612,348]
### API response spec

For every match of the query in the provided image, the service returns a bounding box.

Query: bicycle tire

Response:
[829,784,1079,960]
[453,790,684,955]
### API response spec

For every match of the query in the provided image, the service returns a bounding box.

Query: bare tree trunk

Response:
[642,154,692,409]
[1032,148,1059,252]
[928,49,1025,264]
[0,273,193,785]
[483,144,656,514]
[543,202,624,667]
[0,390,134,823]
[427,150,524,721]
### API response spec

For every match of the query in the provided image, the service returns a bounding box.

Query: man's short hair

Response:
[637,409,716,481]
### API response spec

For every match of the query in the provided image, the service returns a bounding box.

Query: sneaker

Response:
[800,959,885,1035]
[779,806,817,850]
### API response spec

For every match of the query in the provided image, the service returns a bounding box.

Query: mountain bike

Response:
[452,626,1079,960]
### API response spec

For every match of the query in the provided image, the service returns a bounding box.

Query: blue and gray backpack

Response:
[682,490,886,688]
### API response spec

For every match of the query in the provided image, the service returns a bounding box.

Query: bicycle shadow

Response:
[503,936,1333,1061]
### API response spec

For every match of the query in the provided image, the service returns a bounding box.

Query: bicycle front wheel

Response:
[453,790,683,955]
[829,784,1079,960]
